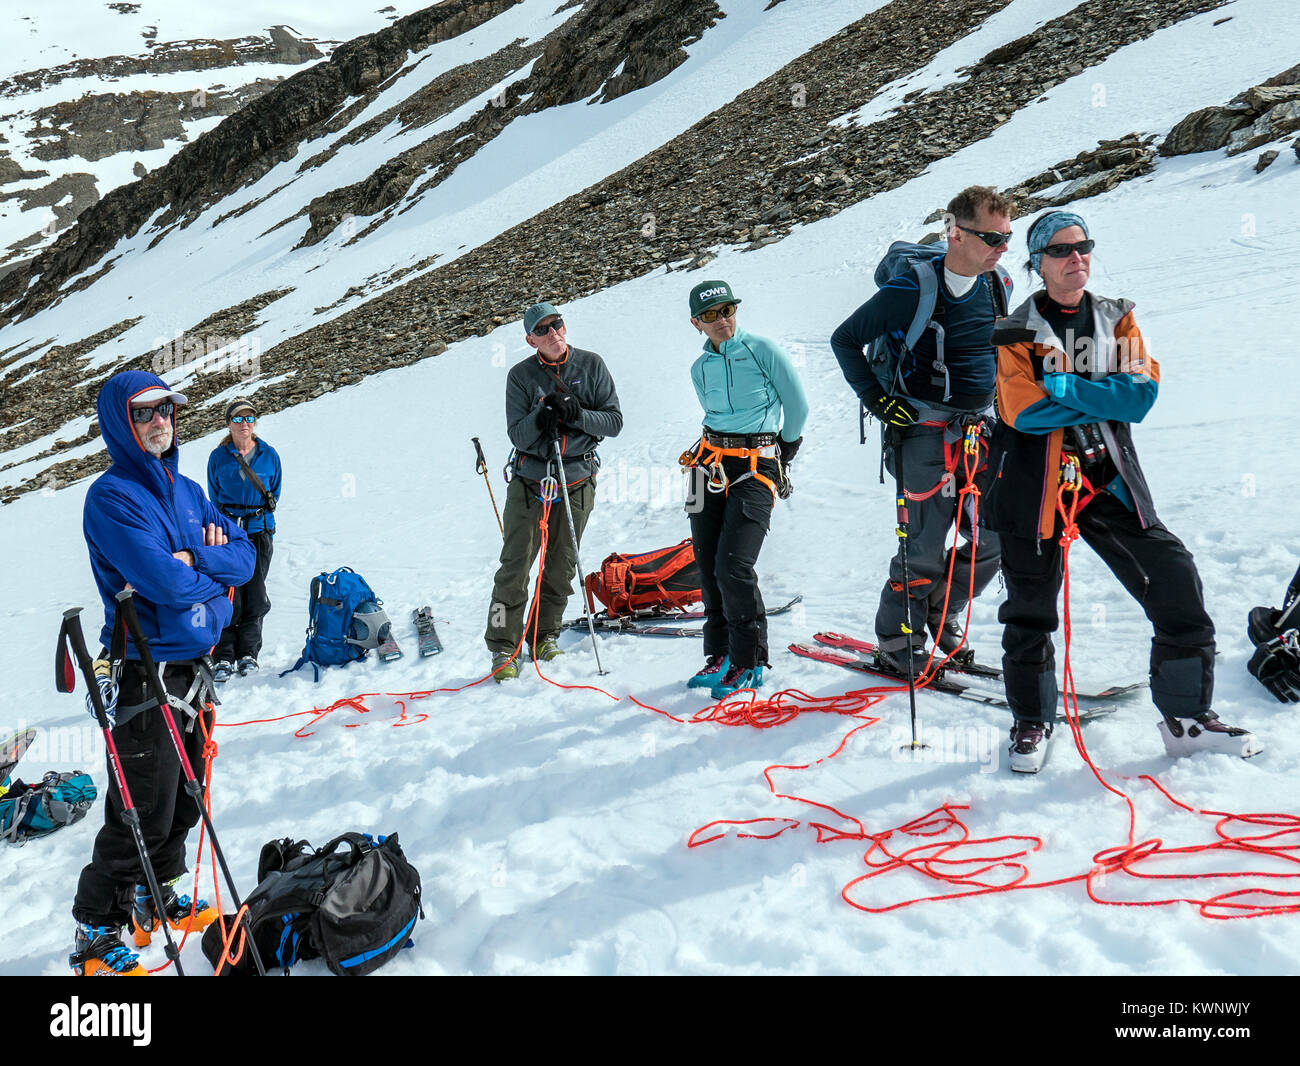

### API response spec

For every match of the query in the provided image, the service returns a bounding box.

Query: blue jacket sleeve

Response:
[269,447,283,503]
[86,486,228,609]
[206,449,220,504]
[830,282,917,404]
[190,495,256,586]
[1042,373,1158,423]
[759,340,809,441]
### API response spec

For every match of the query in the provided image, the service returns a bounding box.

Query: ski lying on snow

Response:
[811,632,1148,701]
[376,621,403,663]
[787,642,1119,722]
[562,594,803,636]
[412,607,443,657]
[1,726,38,793]
[814,631,999,680]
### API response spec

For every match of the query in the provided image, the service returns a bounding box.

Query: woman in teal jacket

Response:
[683,280,808,698]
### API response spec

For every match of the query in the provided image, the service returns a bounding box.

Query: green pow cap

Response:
[689,280,741,318]
[523,302,561,334]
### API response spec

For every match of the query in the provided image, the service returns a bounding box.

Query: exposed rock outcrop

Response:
[299,0,722,245]
[1161,62,1300,156]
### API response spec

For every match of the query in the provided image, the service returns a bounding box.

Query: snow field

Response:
[2,0,1300,975]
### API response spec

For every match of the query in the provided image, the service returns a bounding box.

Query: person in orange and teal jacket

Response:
[983,210,1261,771]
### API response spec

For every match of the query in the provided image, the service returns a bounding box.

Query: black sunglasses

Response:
[955,224,1013,248]
[229,415,256,424]
[698,303,738,323]
[1041,239,1096,258]
[130,400,174,424]
[531,318,564,336]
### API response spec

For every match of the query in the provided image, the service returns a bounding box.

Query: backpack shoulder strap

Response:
[232,449,276,512]
[987,265,1012,317]
[902,259,940,351]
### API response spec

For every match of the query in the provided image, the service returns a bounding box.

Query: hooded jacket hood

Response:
[96,370,182,498]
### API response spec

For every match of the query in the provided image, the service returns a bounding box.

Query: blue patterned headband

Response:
[1027,211,1090,274]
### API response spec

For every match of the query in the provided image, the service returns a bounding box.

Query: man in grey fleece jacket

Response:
[485,302,623,678]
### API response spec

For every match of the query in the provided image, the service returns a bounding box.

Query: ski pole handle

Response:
[472,436,488,476]
[62,609,114,732]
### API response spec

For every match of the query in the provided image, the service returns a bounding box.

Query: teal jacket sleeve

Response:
[760,339,809,441]
[1042,373,1158,423]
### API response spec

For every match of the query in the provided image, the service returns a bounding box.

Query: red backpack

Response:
[585,539,702,617]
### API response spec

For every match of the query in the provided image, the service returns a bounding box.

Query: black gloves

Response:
[778,436,802,465]
[536,403,562,437]
[1247,606,1300,703]
[547,392,582,424]
[537,392,582,439]
[863,385,918,428]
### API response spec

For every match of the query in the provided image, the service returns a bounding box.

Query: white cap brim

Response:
[133,386,188,405]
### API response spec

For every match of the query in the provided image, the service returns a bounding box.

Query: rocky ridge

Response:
[0,0,526,325]
[299,0,722,246]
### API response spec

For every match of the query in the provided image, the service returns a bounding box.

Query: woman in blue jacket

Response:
[682,280,808,698]
[207,398,281,681]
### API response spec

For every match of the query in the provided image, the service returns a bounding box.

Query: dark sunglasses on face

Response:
[229,415,256,424]
[698,303,738,323]
[1041,239,1096,259]
[531,318,564,336]
[130,401,174,424]
[955,224,1013,248]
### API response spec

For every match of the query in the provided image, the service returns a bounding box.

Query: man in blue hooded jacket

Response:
[70,371,254,976]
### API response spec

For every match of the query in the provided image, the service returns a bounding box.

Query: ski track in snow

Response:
[2,1,1300,975]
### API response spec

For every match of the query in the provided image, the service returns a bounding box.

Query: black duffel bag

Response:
[202,831,423,976]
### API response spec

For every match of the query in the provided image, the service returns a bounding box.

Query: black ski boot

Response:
[928,614,974,665]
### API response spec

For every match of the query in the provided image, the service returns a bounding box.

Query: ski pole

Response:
[890,428,926,751]
[114,590,268,976]
[551,438,607,676]
[57,608,187,976]
[472,436,504,537]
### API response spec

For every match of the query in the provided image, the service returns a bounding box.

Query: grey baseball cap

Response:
[523,302,561,334]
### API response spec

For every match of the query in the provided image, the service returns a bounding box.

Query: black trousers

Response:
[688,457,775,670]
[72,662,208,927]
[215,530,273,661]
[999,492,1215,723]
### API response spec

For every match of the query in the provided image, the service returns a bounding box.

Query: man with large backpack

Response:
[72,370,254,975]
[484,302,623,679]
[831,186,1014,674]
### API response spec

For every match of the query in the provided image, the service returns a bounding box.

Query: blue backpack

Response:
[866,240,1013,402]
[1,771,97,844]
[283,568,392,682]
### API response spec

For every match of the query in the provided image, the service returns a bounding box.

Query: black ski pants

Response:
[875,424,1001,653]
[999,492,1215,723]
[73,662,208,927]
[215,529,273,662]
[688,457,776,670]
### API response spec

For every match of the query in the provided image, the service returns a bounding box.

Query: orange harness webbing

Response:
[679,437,780,499]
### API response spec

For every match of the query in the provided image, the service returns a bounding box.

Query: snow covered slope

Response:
[0,2,435,271]
[1,0,1299,976]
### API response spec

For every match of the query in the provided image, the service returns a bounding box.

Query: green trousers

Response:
[485,475,595,655]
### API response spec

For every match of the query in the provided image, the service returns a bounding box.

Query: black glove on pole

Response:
[58,607,186,976]
[552,393,582,425]
[472,436,504,537]
[114,590,268,976]
[551,437,607,676]
[537,403,562,437]
[890,428,924,750]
